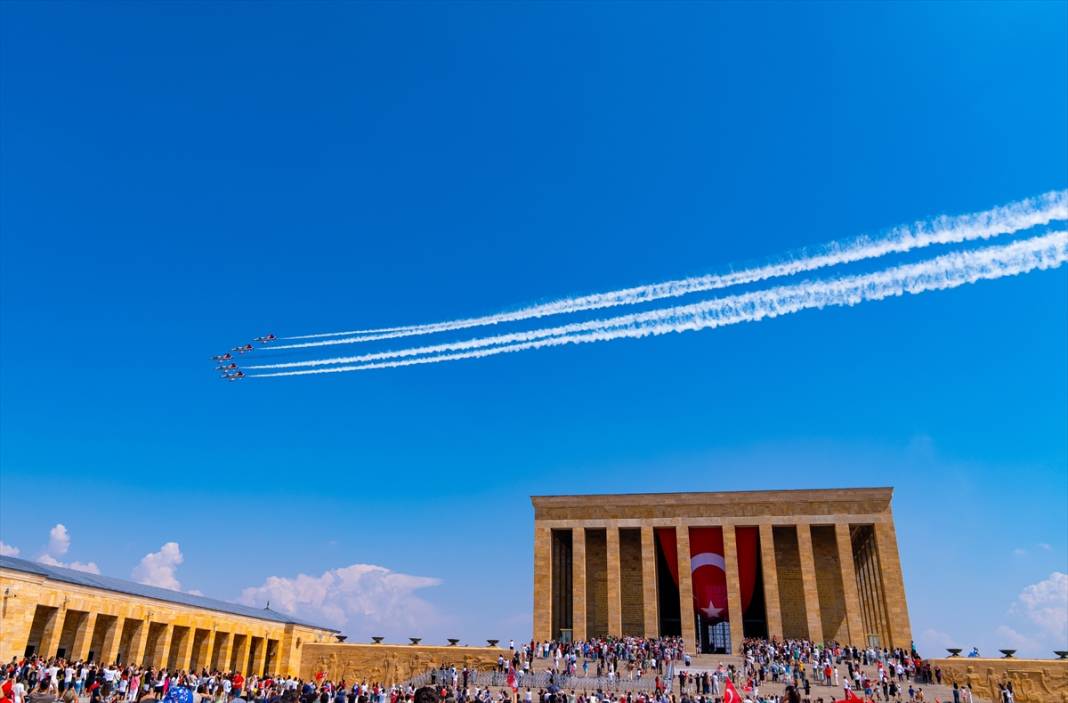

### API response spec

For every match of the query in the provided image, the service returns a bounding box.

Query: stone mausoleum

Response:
[532,487,912,654]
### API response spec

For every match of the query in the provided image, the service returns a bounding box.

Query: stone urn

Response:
[1054,650,1068,660]
[946,649,962,657]
[999,649,1016,658]
[336,635,348,643]
[487,640,500,647]
[448,639,460,646]
[410,638,422,645]
[371,637,384,644]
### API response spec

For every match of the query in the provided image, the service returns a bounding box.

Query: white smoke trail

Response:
[276,190,1066,348]
[250,230,1067,377]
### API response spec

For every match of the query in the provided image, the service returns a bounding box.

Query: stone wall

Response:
[299,643,505,686]
[772,526,807,640]
[619,529,644,636]
[811,525,847,642]
[585,529,608,638]
[930,657,1068,703]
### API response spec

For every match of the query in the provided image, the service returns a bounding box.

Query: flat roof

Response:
[531,486,893,507]
[0,555,338,632]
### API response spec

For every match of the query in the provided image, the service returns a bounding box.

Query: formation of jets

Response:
[212,333,276,381]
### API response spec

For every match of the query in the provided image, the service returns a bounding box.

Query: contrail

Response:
[249,230,1067,377]
[275,190,1066,349]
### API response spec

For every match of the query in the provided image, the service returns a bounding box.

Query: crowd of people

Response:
[730,638,985,702]
[526,637,686,681]
[0,635,1020,703]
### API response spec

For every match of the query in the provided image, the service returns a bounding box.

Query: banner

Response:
[656,526,759,622]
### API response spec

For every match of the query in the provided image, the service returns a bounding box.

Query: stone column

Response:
[71,613,97,661]
[39,605,66,658]
[674,525,696,652]
[606,525,622,637]
[572,528,587,642]
[873,519,912,649]
[834,523,866,646]
[640,526,658,637]
[533,525,552,641]
[103,617,124,665]
[758,524,783,641]
[721,526,745,655]
[795,523,824,643]
[153,625,174,669]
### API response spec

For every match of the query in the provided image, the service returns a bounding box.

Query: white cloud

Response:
[238,563,442,639]
[47,524,70,557]
[994,625,1040,653]
[132,542,184,590]
[1010,572,1068,642]
[916,628,957,654]
[38,553,101,574]
[989,572,1068,657]
[0,541,20,557]
[32,525,100,573]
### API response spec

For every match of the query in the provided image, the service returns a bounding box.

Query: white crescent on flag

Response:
[690,552,726,572]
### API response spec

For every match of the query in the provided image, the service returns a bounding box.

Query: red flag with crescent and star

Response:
[722,678,742,703]
[656,527,758,623]
[834,690,862,703]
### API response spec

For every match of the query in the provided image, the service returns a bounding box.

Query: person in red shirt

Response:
[232,674,244,698]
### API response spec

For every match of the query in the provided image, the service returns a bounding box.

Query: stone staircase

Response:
[679,653,989,702]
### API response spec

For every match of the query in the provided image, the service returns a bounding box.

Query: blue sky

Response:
[1,1,1065,656]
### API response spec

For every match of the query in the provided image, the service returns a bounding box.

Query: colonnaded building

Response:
[532,487,911,655]
[0,556,338,673]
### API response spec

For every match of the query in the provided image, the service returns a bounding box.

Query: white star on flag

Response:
[700,601,723,618]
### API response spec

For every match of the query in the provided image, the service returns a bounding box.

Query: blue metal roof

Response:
[0,555,337,632]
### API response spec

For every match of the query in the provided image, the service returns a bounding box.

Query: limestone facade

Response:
[531,487,911,655]
[0,558,336,675]
[298,644,505,685]
[930,657,1068,703]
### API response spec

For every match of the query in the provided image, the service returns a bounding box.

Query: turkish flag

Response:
[834,690,862,703]
[656,528,679,586]
[656,527,758,623]
[722,679,742,703]
[689,527,729,621]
